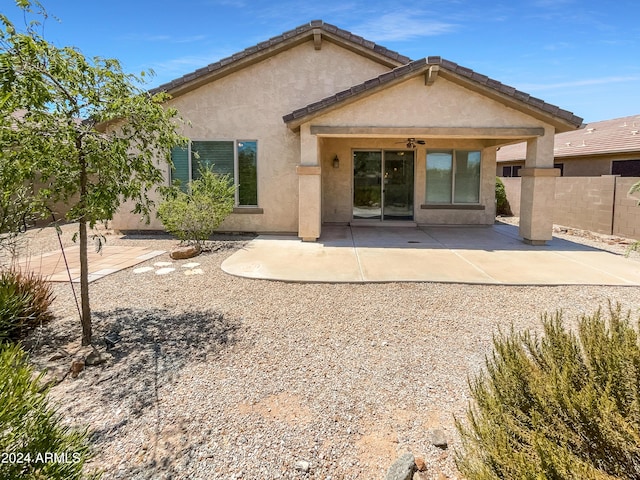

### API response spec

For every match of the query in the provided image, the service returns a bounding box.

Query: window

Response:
[170,140,258,206]
[612,159,640,177]
[426,150,481,204]
[554,163,564,176]
[501,165,522,178]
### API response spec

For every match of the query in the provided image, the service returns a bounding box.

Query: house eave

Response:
[284,58,583,133]
[151,22,409,99]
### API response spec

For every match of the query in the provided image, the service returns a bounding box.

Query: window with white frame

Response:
[426,150,481,204]
[170,140,258,206]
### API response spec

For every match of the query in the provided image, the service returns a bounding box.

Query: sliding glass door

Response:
[353,150,414,221]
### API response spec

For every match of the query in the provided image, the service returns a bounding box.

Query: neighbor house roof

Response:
[283,57,583,131]
[151,20,411,97]
[497,114,640,162]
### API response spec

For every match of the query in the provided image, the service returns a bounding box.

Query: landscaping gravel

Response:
[10,222,640,479]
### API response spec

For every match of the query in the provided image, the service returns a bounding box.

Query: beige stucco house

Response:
[111,20,582,245]
[497,114,640,177]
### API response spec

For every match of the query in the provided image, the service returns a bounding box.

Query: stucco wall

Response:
[313,76,546,129]
[321,137,496,225]
[111,40,391,232]
[498,155,640,177]
[313,75,552,226]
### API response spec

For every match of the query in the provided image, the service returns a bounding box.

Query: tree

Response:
[0,1,187,345]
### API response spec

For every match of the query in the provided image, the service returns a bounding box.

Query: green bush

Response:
[0,267,54,342]
[495,177,512,216]
[158,165,235,245]
[0,343,98,479]
[456,304,640,479]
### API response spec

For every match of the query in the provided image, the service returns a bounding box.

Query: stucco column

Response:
[297,124,321,241]
[519,130,559,245]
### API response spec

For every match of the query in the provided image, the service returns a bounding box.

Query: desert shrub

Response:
[0,343,98,479]
[157,165,235,245]
[0,267,54,342]
[495,177,512,216]
[456,304,640,479]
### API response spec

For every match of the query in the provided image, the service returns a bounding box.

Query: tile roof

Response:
[497,114,640,161]
[283,57,583,129]
[151,20,411,95]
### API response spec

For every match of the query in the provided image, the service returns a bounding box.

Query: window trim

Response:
[425,149,482,205]
[171,138,259,208]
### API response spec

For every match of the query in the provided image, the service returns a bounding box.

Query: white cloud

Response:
[519,76,640,91]
[121,33,208,44]
[351,11,457,41]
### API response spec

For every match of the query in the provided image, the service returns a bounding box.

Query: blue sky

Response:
[4,0,640,123]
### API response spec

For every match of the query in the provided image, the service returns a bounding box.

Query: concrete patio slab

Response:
[14,245,165,283]
[221,225,640,285]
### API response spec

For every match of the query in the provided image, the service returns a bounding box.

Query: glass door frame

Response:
[352,149,416,222]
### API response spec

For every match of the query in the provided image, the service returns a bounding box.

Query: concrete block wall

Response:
[501,177,521,216]
[553,176,616,235]
[501,176,640,240]
[613,177,640,239]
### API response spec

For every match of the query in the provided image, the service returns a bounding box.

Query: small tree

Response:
[456,304,640,479]
[495,177,512,216]
[158,165,235,246]
[0,1,187,345]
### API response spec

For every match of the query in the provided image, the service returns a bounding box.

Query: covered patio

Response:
[221,224,640,285]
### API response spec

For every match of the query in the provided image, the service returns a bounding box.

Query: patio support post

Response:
[297,124,321,241]
[519,129,559,245]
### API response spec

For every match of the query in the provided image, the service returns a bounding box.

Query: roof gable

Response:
[152,20,411,98]
[283,57,583,132]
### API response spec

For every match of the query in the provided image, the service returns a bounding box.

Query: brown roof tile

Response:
[283,57,583,128]
[497,114,640,161]
[151,20,411,95]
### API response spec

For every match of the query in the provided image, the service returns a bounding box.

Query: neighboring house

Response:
[497,115,640,177]
[111,20,582,245]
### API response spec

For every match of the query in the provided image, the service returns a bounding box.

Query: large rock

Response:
[428,429,448,449]
[386,452,416,480]
[170,244,201,260]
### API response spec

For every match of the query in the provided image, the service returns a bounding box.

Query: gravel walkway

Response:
[8,221,640,479]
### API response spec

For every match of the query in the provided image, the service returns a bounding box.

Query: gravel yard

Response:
[8,222,640,479]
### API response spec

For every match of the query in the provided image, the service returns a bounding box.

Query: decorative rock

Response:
[386,452,415,480]
[428,429,448,449]
[40,366,66,388]
[414,456,426,471]
[85,348,106,366]
[294,460,310,473]
[413,472,429,480]
[48,348,69,362]
[170,244,201,260]
[70,359,85,378]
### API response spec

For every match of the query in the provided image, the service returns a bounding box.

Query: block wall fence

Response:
[501,176,640,240]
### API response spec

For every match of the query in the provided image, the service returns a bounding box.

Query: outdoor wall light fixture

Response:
[333,155,340,168]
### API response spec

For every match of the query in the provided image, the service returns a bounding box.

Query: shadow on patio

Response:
[221,224,640,285]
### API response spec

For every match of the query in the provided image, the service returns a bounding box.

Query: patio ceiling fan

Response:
[396,138,426,149]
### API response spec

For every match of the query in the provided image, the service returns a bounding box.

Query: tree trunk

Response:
[78,144,92,346]
[79,217,91,345]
